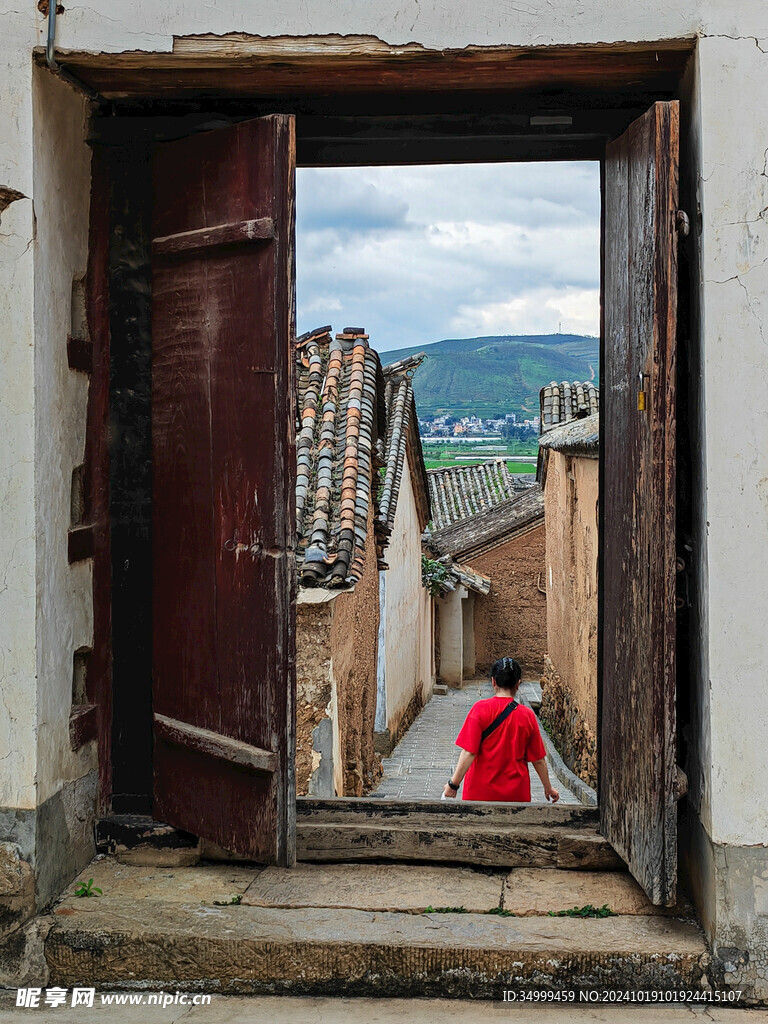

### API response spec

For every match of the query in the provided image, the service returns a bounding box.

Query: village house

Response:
[294,329,433,795]
[2,0,768,1002]
[537,381,600,788]
[427,463,546,683]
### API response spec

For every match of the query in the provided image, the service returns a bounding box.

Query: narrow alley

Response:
[371,678,581,803]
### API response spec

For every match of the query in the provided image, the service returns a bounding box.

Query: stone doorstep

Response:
[242,863,661,917]
[43,885,710,997]
[38,862,709,997]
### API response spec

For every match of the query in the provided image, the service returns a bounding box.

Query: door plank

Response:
[151,116,296,864]
[601,101,679,905]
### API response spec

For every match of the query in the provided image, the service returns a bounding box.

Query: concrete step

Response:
[43,862,710,997]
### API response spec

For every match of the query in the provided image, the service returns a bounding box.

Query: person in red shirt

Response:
[443,657,560,803]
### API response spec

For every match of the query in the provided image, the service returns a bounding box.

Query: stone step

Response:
[243,863,660,916]
[44,862,710,997]
[296,800,619,869]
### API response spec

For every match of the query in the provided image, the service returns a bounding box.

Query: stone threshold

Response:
[41,861,710,997]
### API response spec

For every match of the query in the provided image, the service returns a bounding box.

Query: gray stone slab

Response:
[503,868,658,916]
[44,892,709,996]
[243,863,503,912]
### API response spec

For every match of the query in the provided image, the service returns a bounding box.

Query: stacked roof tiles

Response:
[378,353,428,541]
[539,380,599,434]
[427,460,523,532]
[429,484,546,562]
[295,327,385,588]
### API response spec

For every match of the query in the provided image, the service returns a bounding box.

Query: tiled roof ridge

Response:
[429,484,545,561]
[540,379,599,434]
[383,351,426,378]
[377,351,430,540]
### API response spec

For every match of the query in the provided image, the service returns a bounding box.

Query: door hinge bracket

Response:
[676,210,690,238]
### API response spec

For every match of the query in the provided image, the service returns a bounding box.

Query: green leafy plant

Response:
[487,906,516,917]
[423,905,468,914]
[548,904,616,918]
[421,556,450,597]
[74,878,102,898]
[212,894,242,906]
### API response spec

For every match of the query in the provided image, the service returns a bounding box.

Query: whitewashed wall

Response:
[379,453,433,743]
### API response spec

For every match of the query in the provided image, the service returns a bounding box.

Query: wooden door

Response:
[600,101,679,905]
[151,116,296,864]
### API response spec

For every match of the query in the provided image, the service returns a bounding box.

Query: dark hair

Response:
[491,657,522,691]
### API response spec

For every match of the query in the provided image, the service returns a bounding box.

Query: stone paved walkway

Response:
[371,678,579,803]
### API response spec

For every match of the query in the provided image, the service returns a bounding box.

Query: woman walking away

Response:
[443,657,560,803]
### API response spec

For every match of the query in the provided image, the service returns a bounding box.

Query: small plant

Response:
[212,894,242,906]
[421,556,450,597]
[487,906,516,917]
[73,878,102,898]
[423,905,468,914]
[548,904,616,918]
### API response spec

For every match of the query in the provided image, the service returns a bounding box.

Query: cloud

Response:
[296,162,600,350]
[452,287,600,337]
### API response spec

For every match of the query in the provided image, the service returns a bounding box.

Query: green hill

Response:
[384,333,600,419]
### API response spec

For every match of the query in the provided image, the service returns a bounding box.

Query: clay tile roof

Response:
[429,484,545,561]
[295,326,386,589]
[427,556,491,598]
[539,412,599,458]
[539,380,599,434]
[427,460,526,531]
[379,353,430,539]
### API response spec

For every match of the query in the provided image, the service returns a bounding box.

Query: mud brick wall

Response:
[295,502,380,797]
[541,449,598,786]
[467,524,547,676]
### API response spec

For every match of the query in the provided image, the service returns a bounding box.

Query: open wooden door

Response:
[600,101,679,905]
[151,116,296,864]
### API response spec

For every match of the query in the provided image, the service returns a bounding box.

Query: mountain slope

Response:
[383,334,599,419]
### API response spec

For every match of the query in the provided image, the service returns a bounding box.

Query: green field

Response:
[422,439,538,474]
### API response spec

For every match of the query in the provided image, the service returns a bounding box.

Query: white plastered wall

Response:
[381,453,432,738]
[31,68,96,809]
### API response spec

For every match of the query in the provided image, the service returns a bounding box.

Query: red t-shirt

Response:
[455,696,546,802]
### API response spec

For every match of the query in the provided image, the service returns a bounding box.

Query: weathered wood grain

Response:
[152,217,274,257]
[601,101,679,906]
[151,116,296,864]
[154,714,277,773]
[38,39,692,101]
[296,818,619,870]
[297,796,599,828]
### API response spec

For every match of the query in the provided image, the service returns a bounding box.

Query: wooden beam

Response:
[154,713,278,773]
[36,38,693,101]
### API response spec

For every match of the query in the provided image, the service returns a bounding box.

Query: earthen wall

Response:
[468,524,547,677]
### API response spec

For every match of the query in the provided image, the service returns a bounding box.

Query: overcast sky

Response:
[296,162,600,353]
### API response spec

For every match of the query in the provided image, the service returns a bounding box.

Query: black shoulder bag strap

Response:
[480,700,518,745]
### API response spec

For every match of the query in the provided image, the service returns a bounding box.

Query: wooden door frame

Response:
[80,43,695,830]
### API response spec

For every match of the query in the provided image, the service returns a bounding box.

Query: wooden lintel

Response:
[153,713,277,773]
[152,217,274,258]
[34,38,694,101]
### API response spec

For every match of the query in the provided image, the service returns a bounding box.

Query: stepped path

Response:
[372,677,580,803]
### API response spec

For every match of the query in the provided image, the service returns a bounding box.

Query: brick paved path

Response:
[371,678,579,803]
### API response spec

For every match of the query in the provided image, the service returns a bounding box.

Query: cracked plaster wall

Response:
[1,7,95,927]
